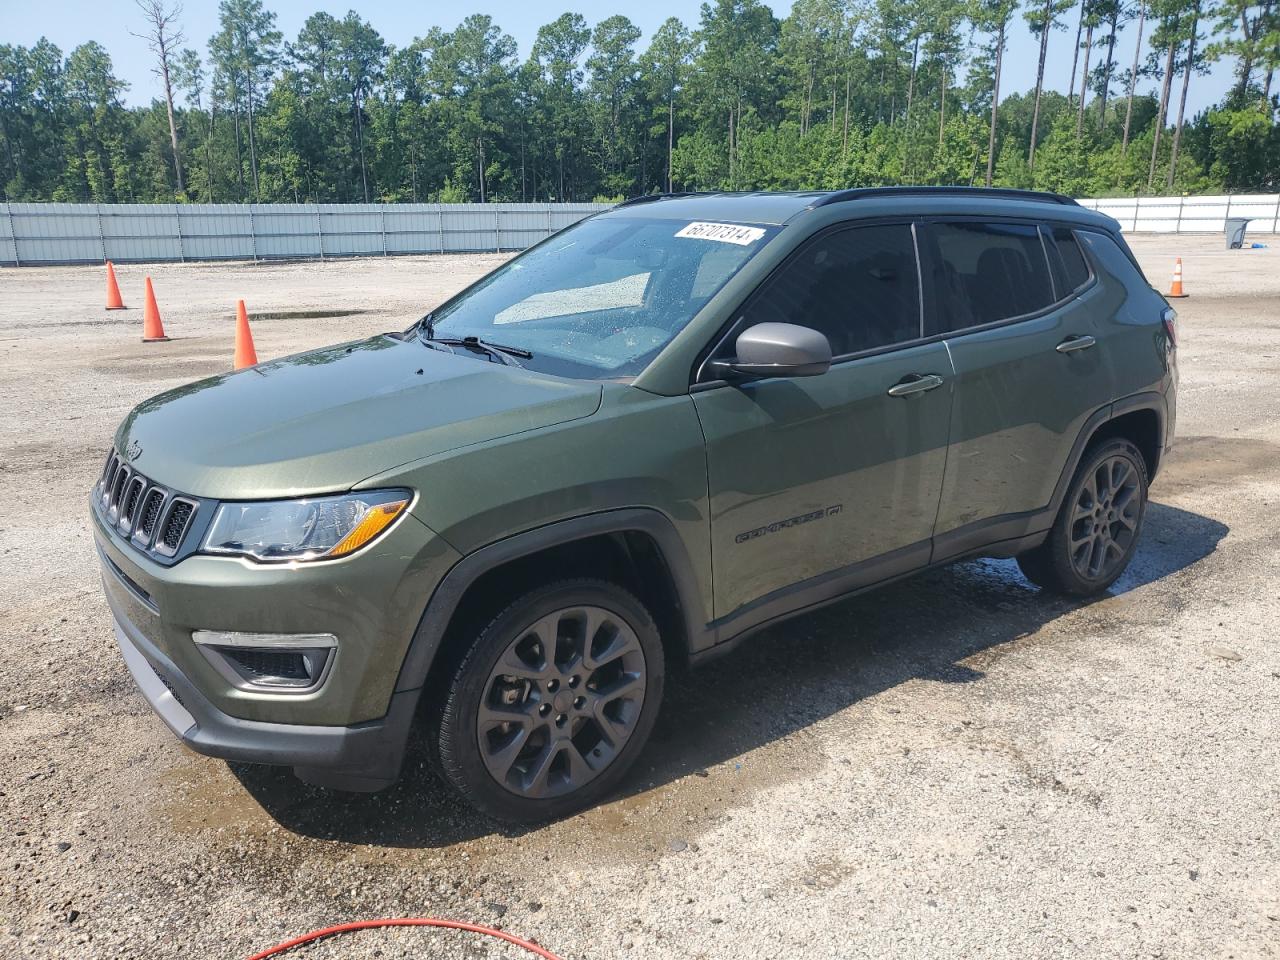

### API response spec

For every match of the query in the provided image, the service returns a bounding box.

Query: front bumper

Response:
[92,489,461,789]
[110,597,416,790]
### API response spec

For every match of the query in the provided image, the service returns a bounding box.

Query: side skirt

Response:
[689,529,1048,668]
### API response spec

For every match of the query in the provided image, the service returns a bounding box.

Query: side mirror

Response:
[714,322,832,380]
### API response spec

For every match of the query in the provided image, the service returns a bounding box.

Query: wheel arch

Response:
[1051,392,1166,517]
[1082,405,1163,481]
[393,509,709,702]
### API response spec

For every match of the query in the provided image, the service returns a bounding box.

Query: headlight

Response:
[202,490,411,562]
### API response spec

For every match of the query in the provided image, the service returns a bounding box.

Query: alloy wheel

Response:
[1068,453,1141,581]
[477,605,647,799]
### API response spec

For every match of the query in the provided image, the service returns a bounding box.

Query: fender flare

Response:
[1049,391,1168,518]
[392,507,709,696]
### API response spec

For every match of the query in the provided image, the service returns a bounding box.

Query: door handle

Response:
[1055,335,1097,354]
[887,373,945,397]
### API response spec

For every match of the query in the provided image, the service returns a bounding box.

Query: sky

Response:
[8,0,1235,117]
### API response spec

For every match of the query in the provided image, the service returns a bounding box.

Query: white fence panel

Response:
[6,195,1272,266]
[251,204,324,260]
[0,201,612,266]
[8,203,103,263]
[101,203,182,262]
[1079,194,1280,234]
[175,205,255,260]
[383,206,442,254]
[1,203,20,265]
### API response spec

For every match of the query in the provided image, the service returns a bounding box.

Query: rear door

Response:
[692,222,954,623]
[920,219,1114,559]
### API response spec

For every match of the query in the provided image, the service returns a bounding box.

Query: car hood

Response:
[116,335,603,500]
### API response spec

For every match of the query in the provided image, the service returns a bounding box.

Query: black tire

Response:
[1017,438,1149,596]
[432,578,664,823]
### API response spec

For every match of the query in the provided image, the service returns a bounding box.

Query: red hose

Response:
[244,917,566,960]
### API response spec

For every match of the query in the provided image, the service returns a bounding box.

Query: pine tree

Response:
[642,18,694,192]
[1026,0,1075,167]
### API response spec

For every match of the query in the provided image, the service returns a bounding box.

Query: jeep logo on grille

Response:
[125,439,143,462]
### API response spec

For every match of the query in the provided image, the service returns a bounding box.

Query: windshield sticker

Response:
[675,221,767,245]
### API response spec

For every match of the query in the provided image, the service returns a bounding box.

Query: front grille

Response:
[94,445,202,561]
[136,488,166,541]
[109,465,131,516]
[120,476,146,532]
[160,499,194,552]
[100,450,119,494]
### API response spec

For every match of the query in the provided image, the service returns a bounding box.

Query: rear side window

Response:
[1045,226,1092,295]
[926,222,1055,332]
[741,223,921,356]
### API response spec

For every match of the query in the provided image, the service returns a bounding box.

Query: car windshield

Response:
[423,215,780,379]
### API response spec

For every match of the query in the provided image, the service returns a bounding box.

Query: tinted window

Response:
[742,224,920,356]
[1046,226,1091,294]
[927,222,1055,331]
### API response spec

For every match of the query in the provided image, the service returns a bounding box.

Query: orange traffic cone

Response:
[233,299,259,369]
[1167,257,1189,299]
[141,277,169,342]
[105,261,126,310]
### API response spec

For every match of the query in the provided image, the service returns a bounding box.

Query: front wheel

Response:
[433,579,664,823]
[1017,438,1149,596]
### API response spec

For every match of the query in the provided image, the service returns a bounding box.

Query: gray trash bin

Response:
[1226,217,1251,249]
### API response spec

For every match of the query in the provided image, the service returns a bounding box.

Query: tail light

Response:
[1162,306,1177,349]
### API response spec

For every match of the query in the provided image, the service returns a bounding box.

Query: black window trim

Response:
[692,217,930,389]
[915,215,1100,344]
[689,214,1102,392]
[1042,223,1097,300]
[1038,225,1060,302]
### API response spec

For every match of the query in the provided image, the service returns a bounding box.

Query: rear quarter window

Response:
[1045,226,1092,295]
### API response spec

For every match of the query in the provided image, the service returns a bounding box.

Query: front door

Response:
[692,222,954,626]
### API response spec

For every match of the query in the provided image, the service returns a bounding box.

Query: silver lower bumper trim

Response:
[113,617,197,736]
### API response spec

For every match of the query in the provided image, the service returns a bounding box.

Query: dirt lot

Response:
[1,235,1277,960]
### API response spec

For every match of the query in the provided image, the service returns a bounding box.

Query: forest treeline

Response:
[1,0,1277,205]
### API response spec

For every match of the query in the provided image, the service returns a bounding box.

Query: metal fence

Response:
[3,194,1277,266]
[0,202,613,266]
[1077,194,1280,234]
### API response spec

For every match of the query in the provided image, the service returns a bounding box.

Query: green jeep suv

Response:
[92,188,1177,822]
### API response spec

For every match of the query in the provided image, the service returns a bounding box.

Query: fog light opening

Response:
[192,631,336,692]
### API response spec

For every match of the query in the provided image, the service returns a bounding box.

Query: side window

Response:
[740,224,920,356]
[927,221,1056,332]
[1044,225,1091,295]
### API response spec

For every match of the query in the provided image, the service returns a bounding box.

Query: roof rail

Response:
[614,191,715,208]
[810,186,1078,207]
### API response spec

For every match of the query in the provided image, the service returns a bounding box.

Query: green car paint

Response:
[91,188,1175,792]
[692,338,953,615]
[116,337,604,501]
[95,505,459,725]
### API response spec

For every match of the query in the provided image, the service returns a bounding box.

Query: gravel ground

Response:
[0,235,1277,960]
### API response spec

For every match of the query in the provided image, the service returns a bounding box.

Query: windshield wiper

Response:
[422,334,532,366]
[415,313,532,364]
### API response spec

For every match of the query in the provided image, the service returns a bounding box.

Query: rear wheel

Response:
[433,579,664,823]
[1017,438,1148,596]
